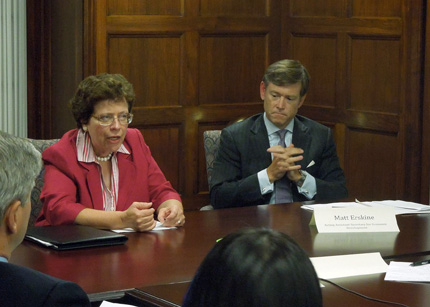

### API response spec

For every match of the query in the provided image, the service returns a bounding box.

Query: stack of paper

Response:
[310,252,388,279]
[385,261,430,282]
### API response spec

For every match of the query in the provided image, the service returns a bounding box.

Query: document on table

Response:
[112,221,177,233]
[385,261,430,282]
[310,252,388,279]
[302,200,430,215]
[100,301,136,307]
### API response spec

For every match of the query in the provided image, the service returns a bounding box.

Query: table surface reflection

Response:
[11,203,430,296]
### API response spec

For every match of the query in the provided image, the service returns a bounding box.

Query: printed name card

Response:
[310,207,400,233]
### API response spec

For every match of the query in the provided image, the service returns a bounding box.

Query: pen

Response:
[410,259,430,266]
[354,199,371,207]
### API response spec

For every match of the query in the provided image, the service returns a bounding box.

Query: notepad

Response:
[385,261,430,282]
[310,252,388,279]
[25,225,128,250]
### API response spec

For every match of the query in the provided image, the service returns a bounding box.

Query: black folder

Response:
[25,225,128,250]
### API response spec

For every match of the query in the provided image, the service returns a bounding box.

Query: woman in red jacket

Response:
[36,73,185,231]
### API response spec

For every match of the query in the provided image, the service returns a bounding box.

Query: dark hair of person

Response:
[69,73,135,128]
[183,228,322,307]
[262,59,310,97]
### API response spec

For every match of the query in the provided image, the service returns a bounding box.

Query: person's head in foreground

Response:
[183,228,322,307]
[0,131,42,259]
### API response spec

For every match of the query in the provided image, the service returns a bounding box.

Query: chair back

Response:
[201,130,222,211]
[203,130,222,187]
[27,138,59,226]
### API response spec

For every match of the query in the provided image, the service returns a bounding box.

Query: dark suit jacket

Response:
[0,262,90,307]
[210,113,347,208]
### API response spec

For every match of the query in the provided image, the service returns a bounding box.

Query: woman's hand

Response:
[120,202,157,231]
[156,199,185,227]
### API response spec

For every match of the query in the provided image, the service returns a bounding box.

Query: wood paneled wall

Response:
[83,0,282,210]
[28,0,428,210]
[282,1,424,203]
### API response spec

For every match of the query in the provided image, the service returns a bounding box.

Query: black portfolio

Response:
[25,225,128,250]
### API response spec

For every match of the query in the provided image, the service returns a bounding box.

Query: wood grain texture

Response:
[26,0,428,209]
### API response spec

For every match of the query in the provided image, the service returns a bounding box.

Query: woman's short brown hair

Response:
[69,73,135,128]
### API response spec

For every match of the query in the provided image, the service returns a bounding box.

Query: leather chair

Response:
[27,138,59,226]
[201,130,221,211]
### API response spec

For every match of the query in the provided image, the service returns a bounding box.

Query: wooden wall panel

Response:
[108,36,182,107]
[342,129,403,199]
[107,0,183,16]
[199,35,267,104]
[350,0,402,17]
[284,0,423,202]
[200,0,267,17]
[290,35,337,108]
[84,0,282,210]
[290,0,344,17]
[138,126,182,191]
[349,37,400,113]
[28,0,427,210]
[346,129,398,200]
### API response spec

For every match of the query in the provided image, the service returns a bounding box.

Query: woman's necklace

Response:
[96,152,113,162]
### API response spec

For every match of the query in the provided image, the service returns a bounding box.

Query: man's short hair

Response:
[262,59,310,97]
[0,132,42,220]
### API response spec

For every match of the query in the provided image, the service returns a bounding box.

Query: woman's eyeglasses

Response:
[91,113,133,126]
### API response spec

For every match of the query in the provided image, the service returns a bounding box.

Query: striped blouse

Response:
[76,129,130,211]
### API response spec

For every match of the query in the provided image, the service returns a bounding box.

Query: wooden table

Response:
[128,273,430,307]
[11,203,430,303]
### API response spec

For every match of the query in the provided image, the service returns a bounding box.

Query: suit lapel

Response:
[117,152,136,209]
[250,115,272,168]
[292,117,312,169]
[79,162,104,210]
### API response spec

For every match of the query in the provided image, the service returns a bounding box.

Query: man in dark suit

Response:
[0,131,90,306]
[210,59,347,209]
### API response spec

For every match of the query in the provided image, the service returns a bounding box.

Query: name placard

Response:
[310,207,400,233]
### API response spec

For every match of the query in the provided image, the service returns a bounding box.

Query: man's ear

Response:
[4,200,21,234]
[260,81,266,101]
[298,94,307,108]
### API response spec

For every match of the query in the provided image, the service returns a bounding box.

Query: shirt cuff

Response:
[258,169,273,195]
[297,171,317,199]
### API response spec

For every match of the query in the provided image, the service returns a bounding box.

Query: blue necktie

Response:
[275,130,293,204]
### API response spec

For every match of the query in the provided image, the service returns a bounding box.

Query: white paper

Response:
[302,202,362,211]
[112,221,177,233]
[384,261,430,282]
[310,252,388,279]
[100,301,136,307]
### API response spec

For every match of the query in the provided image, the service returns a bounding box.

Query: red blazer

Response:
[35,128,181,226]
